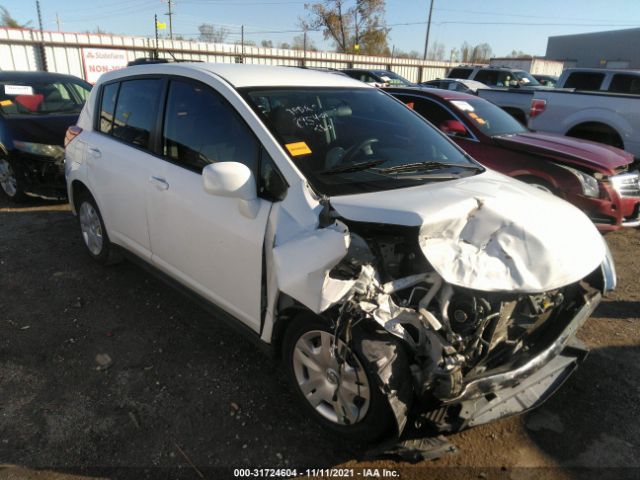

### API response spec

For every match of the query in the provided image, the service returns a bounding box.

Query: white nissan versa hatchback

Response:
[65,63,615,443]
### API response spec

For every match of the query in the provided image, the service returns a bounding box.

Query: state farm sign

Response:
[81,48,128,84]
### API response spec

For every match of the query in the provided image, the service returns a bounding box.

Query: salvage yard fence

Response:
[0,27,460,83]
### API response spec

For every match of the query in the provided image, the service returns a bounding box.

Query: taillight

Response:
[530,99,547,119]
[64,125,82,147]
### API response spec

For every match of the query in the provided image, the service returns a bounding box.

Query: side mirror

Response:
[439,120,468,136]
[202,162,259,218]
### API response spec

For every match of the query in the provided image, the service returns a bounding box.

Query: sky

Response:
[3,0,640,58]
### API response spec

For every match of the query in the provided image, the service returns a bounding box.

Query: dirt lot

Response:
[1,195,639,480]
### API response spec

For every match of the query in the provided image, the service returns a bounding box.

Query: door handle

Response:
[149,176,169,191]
[88,147,101,158]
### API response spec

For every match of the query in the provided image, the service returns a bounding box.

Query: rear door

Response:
[145,78,272,331]
[85,78,165,260]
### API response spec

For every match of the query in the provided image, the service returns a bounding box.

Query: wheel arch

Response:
[566,121,625,149]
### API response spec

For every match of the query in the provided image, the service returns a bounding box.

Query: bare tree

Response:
[459,41,492,63]
[0,5,31,28]
[291,34,317,51]
[506,49,532,58]
[427,41,445,61]
[261,40,273,48]
[303,0,390,55]
[198,24,229,43]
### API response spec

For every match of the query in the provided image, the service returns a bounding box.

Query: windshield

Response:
[0,79,91,116]
[242,87,482,196]
[373,71,414,86]
[513,71,540,86]
[449,98,527,137]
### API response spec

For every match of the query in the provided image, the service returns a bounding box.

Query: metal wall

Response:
[546,28,640,69]
[0,27,457,83]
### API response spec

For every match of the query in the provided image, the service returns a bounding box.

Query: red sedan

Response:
[387,87,640,232]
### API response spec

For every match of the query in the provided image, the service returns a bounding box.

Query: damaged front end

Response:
[267,187,613,440]
[315,219,607,436]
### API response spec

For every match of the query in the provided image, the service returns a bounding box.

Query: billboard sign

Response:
[81,48,128,84]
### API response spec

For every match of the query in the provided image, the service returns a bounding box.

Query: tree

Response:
[393,48,420,59]
[459,41,492,63]
[198,23,229,43]
[427,41,445,61]
[261,40,273,48]
[0,5,31,28]
[279,42,291,49]
[291,34,317,51]
[303,0,390,55]
[506,49,532,58]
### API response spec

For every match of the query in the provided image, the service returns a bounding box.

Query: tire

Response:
[282,315,396,443]
[76,191,116,264]
[0,158,27,203]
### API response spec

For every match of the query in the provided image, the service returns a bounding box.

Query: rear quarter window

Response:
[563,72,605,91]
[448,68,473,79]
[608,74,640,94]
[99,82,119,135]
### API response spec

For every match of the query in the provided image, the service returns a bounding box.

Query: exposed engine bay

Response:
[310,219,603,435]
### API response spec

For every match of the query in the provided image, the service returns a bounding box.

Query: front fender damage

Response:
[262,190,607,451]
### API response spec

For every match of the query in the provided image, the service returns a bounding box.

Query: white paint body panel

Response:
[331,170,605,293]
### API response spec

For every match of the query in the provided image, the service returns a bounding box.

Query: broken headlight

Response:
[13,140,65,160]
[556,163,599,197]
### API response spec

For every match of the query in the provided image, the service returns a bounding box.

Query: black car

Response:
[341,68,415,87]
[0,71,91,202]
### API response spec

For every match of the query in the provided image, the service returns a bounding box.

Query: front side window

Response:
[0,78,91,116]
[162,80,259,173]
[111,79,163,149]
[243,87,482,196]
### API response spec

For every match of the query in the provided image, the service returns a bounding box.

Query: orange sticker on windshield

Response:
[405,102,415,110]
[0,100,12,106]
[285,141,312,156]
[475,118,487,125]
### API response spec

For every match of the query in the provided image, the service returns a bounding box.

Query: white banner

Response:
[81,48,128,84]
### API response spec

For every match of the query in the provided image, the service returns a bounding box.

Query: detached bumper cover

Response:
[442,291,600,428]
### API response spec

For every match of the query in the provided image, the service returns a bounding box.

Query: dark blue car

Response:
[0,71,91,202]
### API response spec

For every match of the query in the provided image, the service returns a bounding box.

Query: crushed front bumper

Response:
[437,291,600,429]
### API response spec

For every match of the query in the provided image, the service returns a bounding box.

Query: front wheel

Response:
[282,316,395,442]
[0,158,27,202]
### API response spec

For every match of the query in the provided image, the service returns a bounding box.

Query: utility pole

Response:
[55,12,61,32]
[241,25,244,62]
[36,1,48,71]
[164,0,174,40]
[302,30,307,66]
[422,0,434,60]
[154,14,159,58]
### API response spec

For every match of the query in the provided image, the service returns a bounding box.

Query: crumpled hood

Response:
[331,170,605,293]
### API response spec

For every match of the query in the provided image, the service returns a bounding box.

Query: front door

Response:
[145,78,271,332]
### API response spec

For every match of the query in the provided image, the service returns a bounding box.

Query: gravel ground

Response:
[1,195,639,480]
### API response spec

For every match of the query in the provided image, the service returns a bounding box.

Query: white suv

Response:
[65,63,614,443]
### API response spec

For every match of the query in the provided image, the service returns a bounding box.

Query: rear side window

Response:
[608,74,640,94]
[111,79,163,149]
[162,79,259,173]
[99,82,119,135]
[563,72,605,91]
[448,68,472,79]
